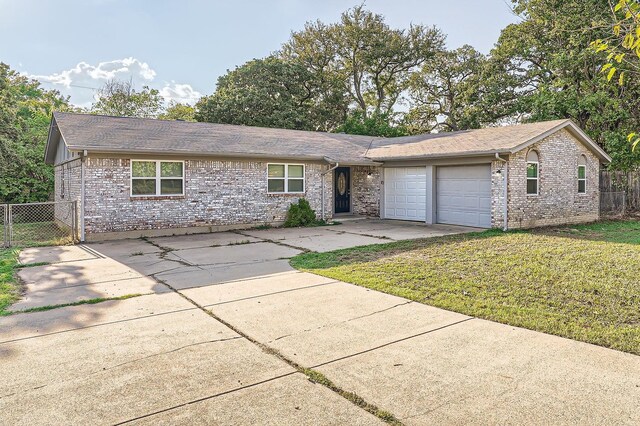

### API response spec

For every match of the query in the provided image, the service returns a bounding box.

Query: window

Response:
[131,160,184,196]
[526,150,539,195]
[267,164,305,193]
[578,155,587,194]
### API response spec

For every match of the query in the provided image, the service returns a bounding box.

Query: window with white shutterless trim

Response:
[267,164,305,193]
[131,160,184,196]
[578,155,587,194]
[526,150,539,195]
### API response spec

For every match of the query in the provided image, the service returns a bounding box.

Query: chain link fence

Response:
[2,201,78,247]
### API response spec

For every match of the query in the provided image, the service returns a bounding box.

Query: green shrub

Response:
[283,198,318,227]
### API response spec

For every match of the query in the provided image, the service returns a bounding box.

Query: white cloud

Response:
[30,57,156,88]
[159,82,203,105]
[28,58,201,108]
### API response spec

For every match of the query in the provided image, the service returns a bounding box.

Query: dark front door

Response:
[334,167,351,213]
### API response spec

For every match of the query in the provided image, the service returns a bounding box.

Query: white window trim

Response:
[526,160,539,196]
[578,164,587,194]
[267,163,305,194]
[130,160,185,197]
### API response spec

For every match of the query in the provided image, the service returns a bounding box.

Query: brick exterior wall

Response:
[55,127,602,237]
[54,158,82,233]
[500,129,600,229]
[83,158,334,234]
[351,166,381,217]
[491,159,507,228]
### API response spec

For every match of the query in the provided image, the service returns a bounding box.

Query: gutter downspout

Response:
[80,150,87,242]
[495,153,508,231]
[321,161,339,222]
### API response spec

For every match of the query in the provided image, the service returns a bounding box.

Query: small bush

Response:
[283,198,318,227]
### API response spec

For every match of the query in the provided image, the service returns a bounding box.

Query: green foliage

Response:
[590,0,640,151]
[336,110,408,137]
[199,6,445,136]
[282,5,445,119]
[406,45,499,132]
[0,248,20,316]
[91,79,163,118]
[283,198,318,227]
[196,56,346,131]
[0,62,73,203]
[158,101,196,121]
[492,0,640,170]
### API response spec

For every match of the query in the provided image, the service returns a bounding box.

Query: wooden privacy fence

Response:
[600,170,640,214]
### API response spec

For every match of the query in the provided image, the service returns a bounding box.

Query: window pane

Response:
[268,179,285,192]
[132,161,156,177]
[161,179,183,195]
[527,163,538,178]
[578,166,586,179]
[268,164,285,178]
[161,162,183,177]
[527,179,538,195]
[132,179,156,195]
[288,165,304,178]
[288,179,304,192]
[578,180,586,193]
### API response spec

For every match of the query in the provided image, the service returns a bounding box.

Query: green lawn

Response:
[291,221,640,355]
[0,248,21,316]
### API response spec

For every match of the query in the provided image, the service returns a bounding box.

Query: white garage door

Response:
[436,165,491,228]
[384,167,427,221]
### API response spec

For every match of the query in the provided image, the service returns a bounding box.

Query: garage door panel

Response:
[384,168,427,221]
[436,165,491,228]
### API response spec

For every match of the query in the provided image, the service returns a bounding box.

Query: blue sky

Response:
[0,0,519,107]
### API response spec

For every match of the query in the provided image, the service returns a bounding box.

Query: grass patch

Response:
[540,219,640,244]
[291,221,640,355]
[1,221,74,247]
[300,368,402,425]
[3,294,143,316]
[0,248,21,316]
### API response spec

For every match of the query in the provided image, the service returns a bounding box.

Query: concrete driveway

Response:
[2,219,639,425]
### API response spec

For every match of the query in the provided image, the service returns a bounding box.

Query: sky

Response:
[0,0,520,108]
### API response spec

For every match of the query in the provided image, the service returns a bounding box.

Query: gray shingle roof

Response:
[47,112,611,165]
[49,112,380,164]
[367,120,568,158]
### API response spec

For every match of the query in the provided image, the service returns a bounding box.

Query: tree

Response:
[406,45,494,133]
[158,102,196,121]
[336,110,408,137]
[0,63,72,203]
[281,5,444,131]
[591,0,640,151]
[195,56,347,131]
[91,79,163,118]
[492,0,640,170]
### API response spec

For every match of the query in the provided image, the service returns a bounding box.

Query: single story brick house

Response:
[45,112,611,241]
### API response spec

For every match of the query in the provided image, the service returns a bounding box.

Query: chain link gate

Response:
[2,201,78,247]
[1,204,7,248]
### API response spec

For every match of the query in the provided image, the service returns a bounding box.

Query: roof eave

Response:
[44,114,60,165]
[69,146,379,164]
[366,150,511,162]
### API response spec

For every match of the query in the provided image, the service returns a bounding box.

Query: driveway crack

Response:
[147,272,403,424]
[0,336,242,400]
[268,301,413,343]
[233,230,312,253]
